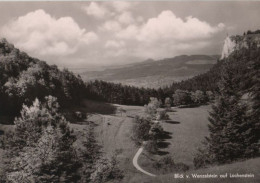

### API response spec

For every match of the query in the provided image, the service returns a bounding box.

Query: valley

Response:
[0,102,211,182]
[80,55,219,88]
[0,3,259,181]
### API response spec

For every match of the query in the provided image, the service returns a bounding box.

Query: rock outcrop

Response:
[221,33,260,59]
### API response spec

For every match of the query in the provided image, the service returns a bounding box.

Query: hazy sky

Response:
[0,1,259,68]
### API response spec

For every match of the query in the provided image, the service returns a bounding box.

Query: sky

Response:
[0,1,259,69]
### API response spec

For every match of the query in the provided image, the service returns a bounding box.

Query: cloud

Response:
[1,9,98,56]
[116,25,138,39]
[117,12,135,25]
[110,1,133,12]
[110,10,225,59]
[100,20,122,32]
[105,40,125,49]
[82,2,110,19]
[117,10,225,42]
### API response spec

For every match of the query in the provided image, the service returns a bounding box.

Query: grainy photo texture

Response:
[0,1,259,183]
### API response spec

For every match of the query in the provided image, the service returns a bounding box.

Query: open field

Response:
[162,105,211,167]
[137,105,211,175]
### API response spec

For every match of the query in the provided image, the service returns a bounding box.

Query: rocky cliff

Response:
[221,33,260,59]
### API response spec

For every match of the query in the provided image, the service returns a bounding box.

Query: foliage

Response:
[193,140,215,169]
[0,39,86,119]
[90,154,123,183]
[79,124,101,182]
[191,90,207,104]
[164,97,172,111]
[131,116,151,145]
[206,90,215,101]
[172,89,192,106]
[144,97,162,119]
[2,96,81,182]
[86,80,160,106]
[156,110,169,120]
[153,156,189,174]
[145,140,158,154]
[194,45,260,168]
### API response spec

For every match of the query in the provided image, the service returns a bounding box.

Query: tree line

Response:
[0,38,86,118]
[0,38,220,121]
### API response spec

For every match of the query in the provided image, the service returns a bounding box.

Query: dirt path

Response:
[132,144,156,177]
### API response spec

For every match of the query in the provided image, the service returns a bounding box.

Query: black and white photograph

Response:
[0,1,259,182]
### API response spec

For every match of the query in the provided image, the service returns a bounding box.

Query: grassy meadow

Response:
[1,102,259,183]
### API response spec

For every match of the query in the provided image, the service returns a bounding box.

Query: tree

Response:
[172,89,192,106]
[191,90,207,104]
[195,61,259,167]
[90,154,123,183]
[246,55,260,143]
[131,116,151,145]
[3,96,81,182]
[79,124,101,182]
[206,91,215,101]
[164,97,172,111]
[144,97,162,119]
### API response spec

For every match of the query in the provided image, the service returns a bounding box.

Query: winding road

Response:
[132,143,156,177]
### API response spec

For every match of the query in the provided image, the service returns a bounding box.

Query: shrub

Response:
[153,156,189,174]
[131,116,151,145]
[144,97,162,119]
[156,110,169,120]
[193,139,216,169]
[172,89,192,106]
[145,140,158,154]
[164,97,172,111]
[149,123,163,139]
[90,154,123,183]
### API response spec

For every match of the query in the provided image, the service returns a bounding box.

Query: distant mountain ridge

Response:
[81,55,219,88]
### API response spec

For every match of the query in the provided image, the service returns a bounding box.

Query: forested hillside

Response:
[0,38,86,118]
[86,32,260,108]
[85,61,223,106]
[81,55,218,88]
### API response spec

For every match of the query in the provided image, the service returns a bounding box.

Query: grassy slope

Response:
[1,103,259,183]
[163,105,211,167]
[128,105,260,183]
[130,157,260,183]
[137,105,211,175]
[89,105,145,182]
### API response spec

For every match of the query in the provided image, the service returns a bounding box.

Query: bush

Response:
[164,97,172,111]
[153,156,189,174]
[149,123,163,139]
[145,140,158,154]
[172,89,192,106]
[193,140,215,169]
[156,110,169,120]
[131,116,151,145]
[90,154,123,183]
[144,97,162,119]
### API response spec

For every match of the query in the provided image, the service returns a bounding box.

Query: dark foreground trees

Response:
[1,96,123,183]
[194,46,260,168]
[2,96,81,182]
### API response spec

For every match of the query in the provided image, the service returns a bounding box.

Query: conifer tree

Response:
[3,96,81,182]
[207,61,259,164]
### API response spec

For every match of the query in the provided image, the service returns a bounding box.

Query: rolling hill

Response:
[80,55,219,88]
